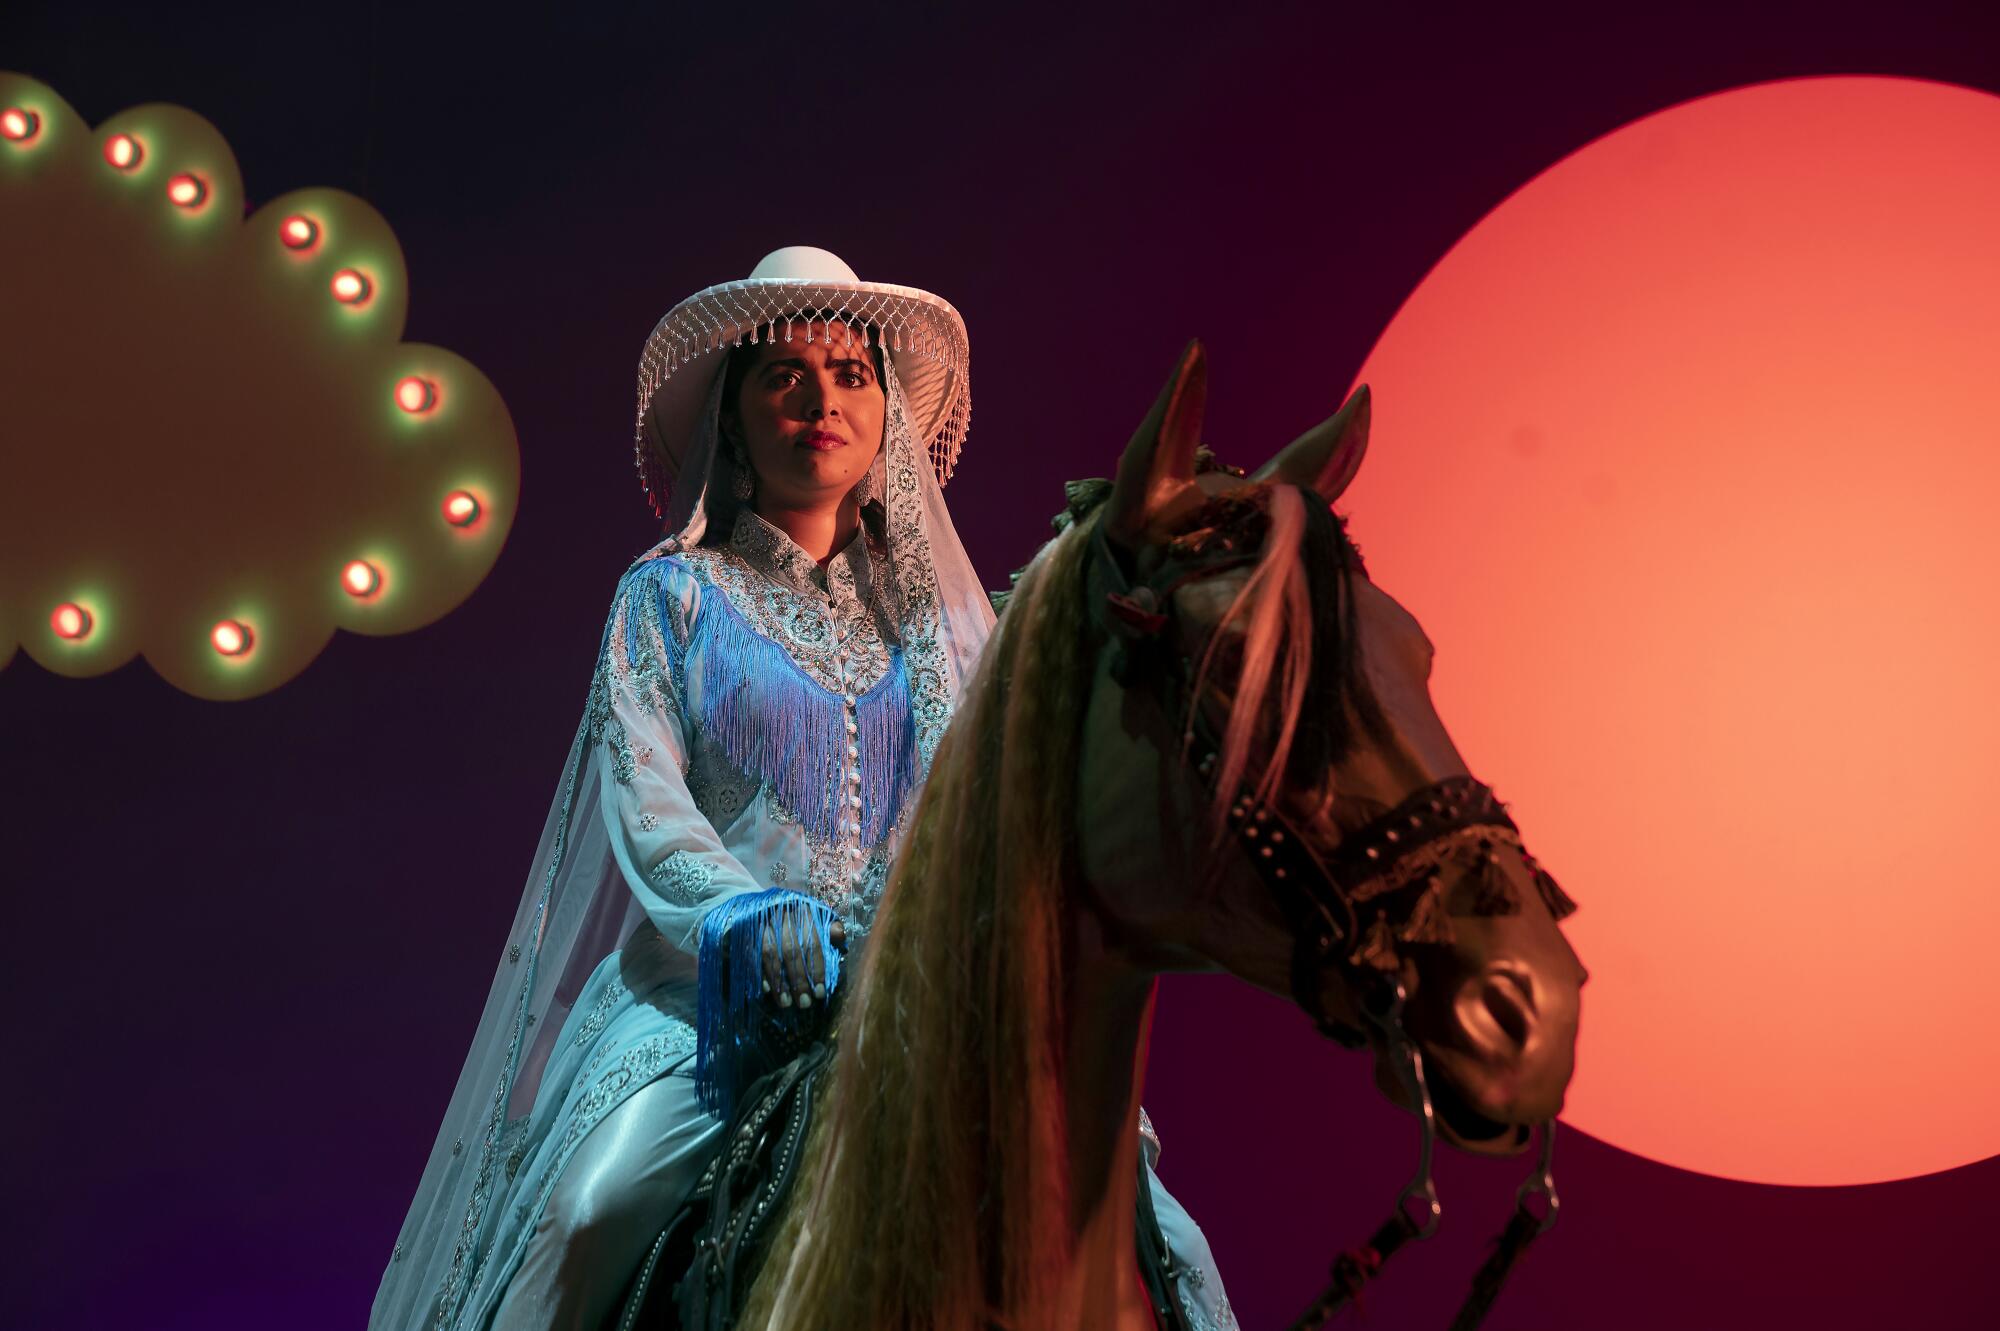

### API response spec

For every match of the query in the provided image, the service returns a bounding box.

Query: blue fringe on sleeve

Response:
[694,887,843,1122]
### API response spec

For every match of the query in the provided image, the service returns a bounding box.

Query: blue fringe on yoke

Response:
[690,589,916,847]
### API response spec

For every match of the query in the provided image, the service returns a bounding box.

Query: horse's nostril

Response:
[1481,981,1532,1051]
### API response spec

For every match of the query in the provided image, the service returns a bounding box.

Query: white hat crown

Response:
[747,245,861,284]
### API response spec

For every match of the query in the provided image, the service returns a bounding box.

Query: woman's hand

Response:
[694,890,848,1118]
[760,910,846,1009]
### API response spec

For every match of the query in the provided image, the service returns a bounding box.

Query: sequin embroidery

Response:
[572,978,628,1049]
[649,850,716,907]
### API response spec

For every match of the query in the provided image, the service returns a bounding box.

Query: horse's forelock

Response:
[1193,484,1316,829]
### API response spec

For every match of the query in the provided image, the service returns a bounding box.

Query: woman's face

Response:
[725,322,886,513]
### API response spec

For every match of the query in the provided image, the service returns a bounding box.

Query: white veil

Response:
[371,350,993,1329]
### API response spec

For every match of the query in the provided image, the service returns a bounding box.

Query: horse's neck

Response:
[1056,919,1161,1329]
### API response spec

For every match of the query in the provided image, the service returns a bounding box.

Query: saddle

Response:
[615,1040,1196,1330]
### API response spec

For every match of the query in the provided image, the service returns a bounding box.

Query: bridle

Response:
[1078,482,1578,1330]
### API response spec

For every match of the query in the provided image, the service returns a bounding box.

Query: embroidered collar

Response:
[728,507,871,601]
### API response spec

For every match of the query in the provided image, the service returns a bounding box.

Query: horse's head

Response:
[1074,342,1586,1155]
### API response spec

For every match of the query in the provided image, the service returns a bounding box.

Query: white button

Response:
[843,694,857,707]
[845,720,858,736]
[846,744,859,760]
[848,794,862,810]
[848,771,861,787]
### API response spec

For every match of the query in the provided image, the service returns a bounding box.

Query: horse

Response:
[636,340,1588,1330]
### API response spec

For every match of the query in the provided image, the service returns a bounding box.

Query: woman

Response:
[371,248,1234,1330]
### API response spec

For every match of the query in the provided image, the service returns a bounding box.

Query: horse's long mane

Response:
[743,487,1358,1329]
[743,513,1093,1330]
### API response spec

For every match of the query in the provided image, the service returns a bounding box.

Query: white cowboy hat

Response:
[633,245,971,517]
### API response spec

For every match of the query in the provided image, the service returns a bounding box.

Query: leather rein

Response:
[1080,493,1572,1331]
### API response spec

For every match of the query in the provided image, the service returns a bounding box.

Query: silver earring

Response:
[852,463,880,505]
[730,442,754,501]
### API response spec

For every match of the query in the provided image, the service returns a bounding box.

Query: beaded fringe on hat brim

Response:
[633,281,970,519]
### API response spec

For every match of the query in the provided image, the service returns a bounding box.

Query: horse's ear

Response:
[1107,340,1207,545]
[1252,383,1371,501]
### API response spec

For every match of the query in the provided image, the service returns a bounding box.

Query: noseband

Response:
[1073,481,1577,1330]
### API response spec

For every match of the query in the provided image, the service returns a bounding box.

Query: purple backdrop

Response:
[4,2,1995,1326]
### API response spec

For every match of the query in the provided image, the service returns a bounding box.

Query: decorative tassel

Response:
[1469,843,1521,917]
[692,591,916,846]
[1524,852,1579,920]
[1350,915,1400,972]
[1397,875,1457,945]
[694,888,842,1121]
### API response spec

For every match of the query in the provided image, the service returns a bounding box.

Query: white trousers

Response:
[489,1070,720,1330]
[487,1067,1236,1330]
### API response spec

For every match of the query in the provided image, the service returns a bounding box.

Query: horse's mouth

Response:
[1424,1052,1534,1154]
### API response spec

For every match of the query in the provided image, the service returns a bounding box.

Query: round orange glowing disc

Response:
[1343,76,2000,1185]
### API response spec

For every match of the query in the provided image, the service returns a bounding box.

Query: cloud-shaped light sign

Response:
[0,73,518,700]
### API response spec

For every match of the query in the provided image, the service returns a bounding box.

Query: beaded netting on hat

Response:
[633,285,970,520]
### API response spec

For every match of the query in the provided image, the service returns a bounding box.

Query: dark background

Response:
[3,2,1995,1326]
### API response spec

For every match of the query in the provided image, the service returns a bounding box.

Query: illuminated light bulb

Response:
[211,620,253,656]
[330,268,371,304]
[342,560,382,597]
[105,133,142,170]
[166,173,207,208]
[1,108,39,142]
[280,215,318,249]
[50,603,92,640]
[442,491,481,527]
[395,376,436,413]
